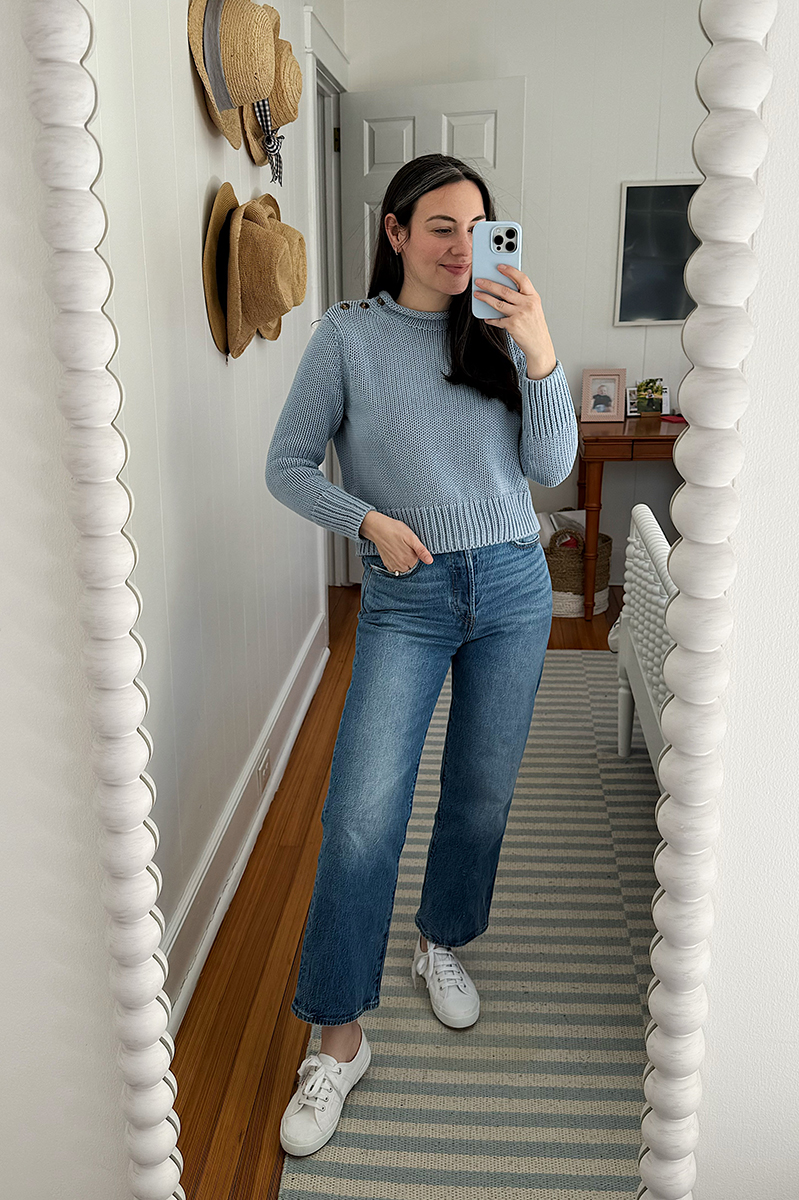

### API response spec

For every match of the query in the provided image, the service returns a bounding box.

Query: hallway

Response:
[277,649,659,1199]
[171,584,654,1198]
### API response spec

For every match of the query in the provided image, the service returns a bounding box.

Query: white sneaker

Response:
[411,935,480,1028]
[279,1026,371,1157]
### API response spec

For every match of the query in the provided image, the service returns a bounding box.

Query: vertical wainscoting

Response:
[82,0,332,1026]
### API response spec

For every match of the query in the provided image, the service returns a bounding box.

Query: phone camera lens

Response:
[505,228,516,238]
[493,235,503,246]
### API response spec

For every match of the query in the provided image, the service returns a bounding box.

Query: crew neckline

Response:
[376,288,450,324]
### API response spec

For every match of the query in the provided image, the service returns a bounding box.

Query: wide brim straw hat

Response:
[252,192,306,310]
[242,103,269,166]
[201,181,240,354]
[227,198,304,358]
[257,192,280,220]
[202,185,306,354]
[269,38,303,126]
[270,220,307,305]
[188,0,280,148]
[233,192,306,336]
[246,191,305,306]
[242,37,303,165]
[255,216,306,338]
[248,191,282,338]
[249,192,282,339]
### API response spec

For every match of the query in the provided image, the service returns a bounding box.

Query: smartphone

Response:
[471,220,523,319]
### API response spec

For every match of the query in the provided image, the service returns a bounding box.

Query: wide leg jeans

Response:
[291,532,553,1026]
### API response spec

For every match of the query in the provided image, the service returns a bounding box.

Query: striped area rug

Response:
[279,650,661,1199]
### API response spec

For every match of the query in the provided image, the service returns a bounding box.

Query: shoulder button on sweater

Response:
[359,301,369,308]
[340,302,350,309]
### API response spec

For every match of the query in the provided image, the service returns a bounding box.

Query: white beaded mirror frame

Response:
[22,0,777,1197]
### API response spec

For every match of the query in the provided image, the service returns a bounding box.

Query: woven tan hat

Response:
[201,181,240,354]
[247,193,307,338]
[256,192,281,221]
[242,103,269,166]
[226,199,298,357]
[249,191,282,339]
[202,184,306,355]
[269,218,307,304]
[249,215,304,339]
[242,37,303,165]
[268,38,303,126]
[188,0,279,148]
[242,194,308,306]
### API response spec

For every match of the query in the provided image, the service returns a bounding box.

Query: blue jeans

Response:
[291,532,552,1026]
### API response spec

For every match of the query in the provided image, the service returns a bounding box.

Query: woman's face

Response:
[387,180,486,299]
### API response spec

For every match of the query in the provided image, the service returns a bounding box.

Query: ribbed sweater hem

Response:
[355,488,541,556]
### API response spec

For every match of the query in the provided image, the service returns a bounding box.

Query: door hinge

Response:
[333,126,340,152]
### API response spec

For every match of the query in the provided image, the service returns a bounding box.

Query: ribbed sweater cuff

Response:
[313,488,376,541]
[521,359,575,437]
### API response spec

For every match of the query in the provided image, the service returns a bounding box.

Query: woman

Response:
[265,153,578,1157]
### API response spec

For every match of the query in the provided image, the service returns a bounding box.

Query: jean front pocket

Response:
[508,532,541,548]
[363,555,423,578]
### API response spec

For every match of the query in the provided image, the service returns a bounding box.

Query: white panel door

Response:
[336,76,527,582]
[340,76,526,299]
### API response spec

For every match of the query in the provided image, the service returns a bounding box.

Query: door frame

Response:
[314,62,356,586]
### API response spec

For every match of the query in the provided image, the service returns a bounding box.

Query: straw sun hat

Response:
[188,0,302,175]
[202,182,307,357]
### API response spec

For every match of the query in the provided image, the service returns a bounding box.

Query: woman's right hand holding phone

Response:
[359,511,433,574]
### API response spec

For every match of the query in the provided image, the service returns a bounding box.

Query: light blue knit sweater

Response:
[265,287,578,557]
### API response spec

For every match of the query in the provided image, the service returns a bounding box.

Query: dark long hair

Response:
[367,154,523,416]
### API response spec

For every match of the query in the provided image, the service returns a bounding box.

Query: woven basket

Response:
[544,514,612,617]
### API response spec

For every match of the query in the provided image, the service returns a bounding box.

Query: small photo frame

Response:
[627,378,671,416]
[626,386,640,417]
[581,369,626,422]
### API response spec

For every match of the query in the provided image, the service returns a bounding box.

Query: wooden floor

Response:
[171,582,623,1199]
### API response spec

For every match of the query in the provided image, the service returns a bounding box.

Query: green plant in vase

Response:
[636,377,664,414]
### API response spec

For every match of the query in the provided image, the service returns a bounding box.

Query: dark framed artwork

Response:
[614,181,701,325]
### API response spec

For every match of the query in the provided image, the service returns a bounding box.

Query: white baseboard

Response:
[163,611,330,1037]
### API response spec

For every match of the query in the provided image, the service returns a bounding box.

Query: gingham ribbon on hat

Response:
[253,97,285,185]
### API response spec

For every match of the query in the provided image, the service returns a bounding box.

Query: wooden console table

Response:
[576,415,683,621]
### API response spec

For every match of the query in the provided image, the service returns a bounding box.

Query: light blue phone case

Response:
[471,220,523,319]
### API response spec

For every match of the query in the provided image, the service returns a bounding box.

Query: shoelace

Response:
[295,1055,343,1112]
[415,943,467,992]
